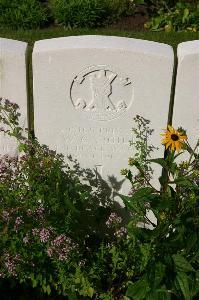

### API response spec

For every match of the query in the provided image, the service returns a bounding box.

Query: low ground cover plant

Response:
[144,1,199,32]
[0,98,198,299]
[0,0,49,30]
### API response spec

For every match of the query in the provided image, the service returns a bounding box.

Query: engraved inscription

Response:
[56,126,131,162]
[70,65,133,121]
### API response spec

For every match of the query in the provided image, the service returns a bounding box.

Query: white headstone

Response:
[0,38,28,156]
[33,35,174,197]
[174,41,199,150]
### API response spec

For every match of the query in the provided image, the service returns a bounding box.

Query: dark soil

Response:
[108,5,150,31]
[109,14,149,31]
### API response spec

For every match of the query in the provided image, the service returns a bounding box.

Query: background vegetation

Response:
[0,0,198,31]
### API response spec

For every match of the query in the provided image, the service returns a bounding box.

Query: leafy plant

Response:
[0,98,138,298]
[0,100,198,299]
[0,0,49,29]
[49,0,135,28]
[120,117,199,299]
[144,1,199,32]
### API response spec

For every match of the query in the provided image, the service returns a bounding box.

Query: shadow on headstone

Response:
[67,155,131,241]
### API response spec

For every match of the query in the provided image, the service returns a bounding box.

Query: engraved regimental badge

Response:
[70,65,133,121]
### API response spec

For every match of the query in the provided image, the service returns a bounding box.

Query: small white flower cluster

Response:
[106,212,122,228]
[4,253,21,277]
[14,216,24,232]
[47,234,77,261]
[39,228,51,243]
[114,227,127,238]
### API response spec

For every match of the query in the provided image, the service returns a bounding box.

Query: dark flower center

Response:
[171,134,179,141]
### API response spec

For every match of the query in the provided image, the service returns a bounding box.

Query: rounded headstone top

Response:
[177,40,199,61]
[33,35,173,59]
[0,38,27,54]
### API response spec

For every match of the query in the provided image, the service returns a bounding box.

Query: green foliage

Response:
[0,0,135,29]
[49,0,135,28]
[0,0,49,29]
[145,1,199,32]
[121,116,199,299]
[0,98,138,298]
[0,101,198,299]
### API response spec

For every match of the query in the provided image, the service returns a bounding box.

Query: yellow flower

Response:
[161,125,187,152]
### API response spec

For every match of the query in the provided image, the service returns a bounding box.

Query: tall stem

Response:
[160,49,178,194]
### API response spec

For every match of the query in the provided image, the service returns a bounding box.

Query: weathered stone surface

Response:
[33,35,174,197]
[174,40,199,149]
[0,38,28,156]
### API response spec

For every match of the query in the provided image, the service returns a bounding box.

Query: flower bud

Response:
[120,168,128,176]
[128,157,136,166]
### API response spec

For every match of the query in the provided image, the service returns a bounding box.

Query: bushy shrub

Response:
[0,0,49,29]
[0,98,198,299]
[0,98,136,298]
[49,0,135,28]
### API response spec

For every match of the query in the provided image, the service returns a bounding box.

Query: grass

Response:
[0,26,199,132]
[1,26,199,49]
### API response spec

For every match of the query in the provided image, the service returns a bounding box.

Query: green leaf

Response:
[149,158,168,169]
[154,263,166,287]
[175,272,190,300]
[30,273,38,288]
[132,187,155,199]
[63,194,79,213]
[46,285,51,295]
[87,287,94,297]
[120,187,155,210]
[18,143,27,152]
[126,277,149,299]
[147,194,162,210]
[183,8,189,22]
[174,178,198,190]
[119,194,142,214]
[32,278,37,288]
[173,254,195,273]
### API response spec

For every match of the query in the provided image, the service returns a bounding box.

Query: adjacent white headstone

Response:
[33,35,174,197]
[0,38,28,156]
[174,41,199,150]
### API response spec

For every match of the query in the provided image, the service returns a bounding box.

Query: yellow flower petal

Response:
[161,125,187,152]
[165,141,172,149]
[175,142,181,152]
